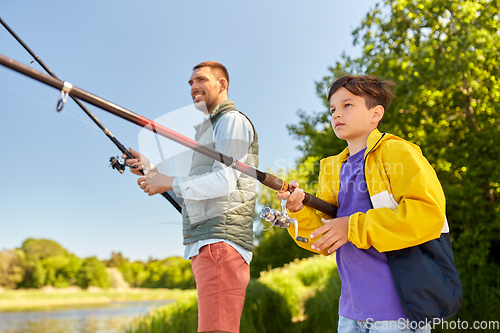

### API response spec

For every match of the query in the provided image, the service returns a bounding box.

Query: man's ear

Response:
[219,78,228,93]
[372,105,385,123]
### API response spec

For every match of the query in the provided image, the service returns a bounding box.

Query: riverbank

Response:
[0,286,193,311]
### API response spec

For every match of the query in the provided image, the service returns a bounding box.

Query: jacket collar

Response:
[336,128,386,162]
[209,100,236,121]
[194,100,236,138]
[365,128,385,156]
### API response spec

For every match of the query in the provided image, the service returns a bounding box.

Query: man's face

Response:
[189,67,222,114]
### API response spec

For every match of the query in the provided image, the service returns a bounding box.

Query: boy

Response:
[278,74,461,332]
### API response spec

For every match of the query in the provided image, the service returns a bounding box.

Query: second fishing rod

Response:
[0,53,339,218]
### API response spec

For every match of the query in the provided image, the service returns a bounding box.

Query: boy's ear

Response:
[371,105,385,123]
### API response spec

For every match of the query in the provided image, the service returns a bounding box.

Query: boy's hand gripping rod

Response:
[0,17,181,213]
[0,53,338,219]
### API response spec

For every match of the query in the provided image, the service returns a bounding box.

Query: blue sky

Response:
[0,1,377,261]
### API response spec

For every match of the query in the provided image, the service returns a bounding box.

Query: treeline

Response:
[0,238,195,290]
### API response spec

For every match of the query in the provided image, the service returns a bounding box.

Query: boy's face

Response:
[329,87,382,143]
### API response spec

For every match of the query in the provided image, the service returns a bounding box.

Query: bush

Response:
[241,279,293,333]
[298,268,341,333]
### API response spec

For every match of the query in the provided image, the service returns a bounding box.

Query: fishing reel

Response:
[260,200,309,243]
[109,156,137,174]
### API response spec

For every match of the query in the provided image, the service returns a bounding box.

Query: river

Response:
[0,300,174,333]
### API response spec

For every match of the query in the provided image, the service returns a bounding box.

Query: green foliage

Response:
[251,227,314,279]
[76,257,111,289]
[104,251,194,289]
[0,250,25,289]
[28,260,46,288]
[124,291,199,333]
[0,239,196,290]
[106,251,127,268]
[252,161,323,278]
[298,269,341,333]
[258,255,338,319]
[14,239,84,289]
[139,257,195,289]
[120,261,147,287]
[287,0,500,324]
[21,238,68,262]
[240,279,294,333]
[58,254,83,286]
[258,267,308,318]
[126,255,341,333]
[161,257,195,289]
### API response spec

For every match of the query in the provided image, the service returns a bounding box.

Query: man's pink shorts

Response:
[191,242,250,333]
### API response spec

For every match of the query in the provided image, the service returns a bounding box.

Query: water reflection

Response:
[0,300,174,333]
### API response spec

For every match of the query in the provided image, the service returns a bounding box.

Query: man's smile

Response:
[192,91,204,102]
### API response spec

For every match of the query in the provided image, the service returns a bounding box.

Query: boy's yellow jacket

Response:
[288,128,448,255]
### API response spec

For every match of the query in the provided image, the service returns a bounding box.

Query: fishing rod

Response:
[0,17,182,213]
[0,53,339,219]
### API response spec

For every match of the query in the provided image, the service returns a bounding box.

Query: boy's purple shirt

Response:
[336,148,406,321]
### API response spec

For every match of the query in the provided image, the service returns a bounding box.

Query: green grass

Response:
[124,291,199,333]
[125,255,341,333]
[0,287,193,311]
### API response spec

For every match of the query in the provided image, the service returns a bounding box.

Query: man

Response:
[124,61,258,333]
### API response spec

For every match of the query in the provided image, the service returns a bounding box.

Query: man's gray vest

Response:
[182,100,259,251]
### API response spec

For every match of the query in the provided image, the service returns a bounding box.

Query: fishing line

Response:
[0,28,32,63]
[0,83,53,108]
[0,83,105,142]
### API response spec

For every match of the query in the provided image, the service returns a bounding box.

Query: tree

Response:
[141,257,195,289]
[161,257,195,289]
[288,0,500,322]
[29,260,46,288]
[17,238,84,289]
[42,255,70,287]
[120,261,147,287]
[0,250,25,289]
[77,256,111,289]
[106,251,127,268]
[21,238,68,262]
[58,254,83,286]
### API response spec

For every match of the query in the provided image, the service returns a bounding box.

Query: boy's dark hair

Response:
[193,61,229,88]
[327,73,396,113]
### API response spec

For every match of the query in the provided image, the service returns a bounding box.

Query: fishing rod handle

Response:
[303,193,337,218]
[260,172,338,218]
[121,150,183,212]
